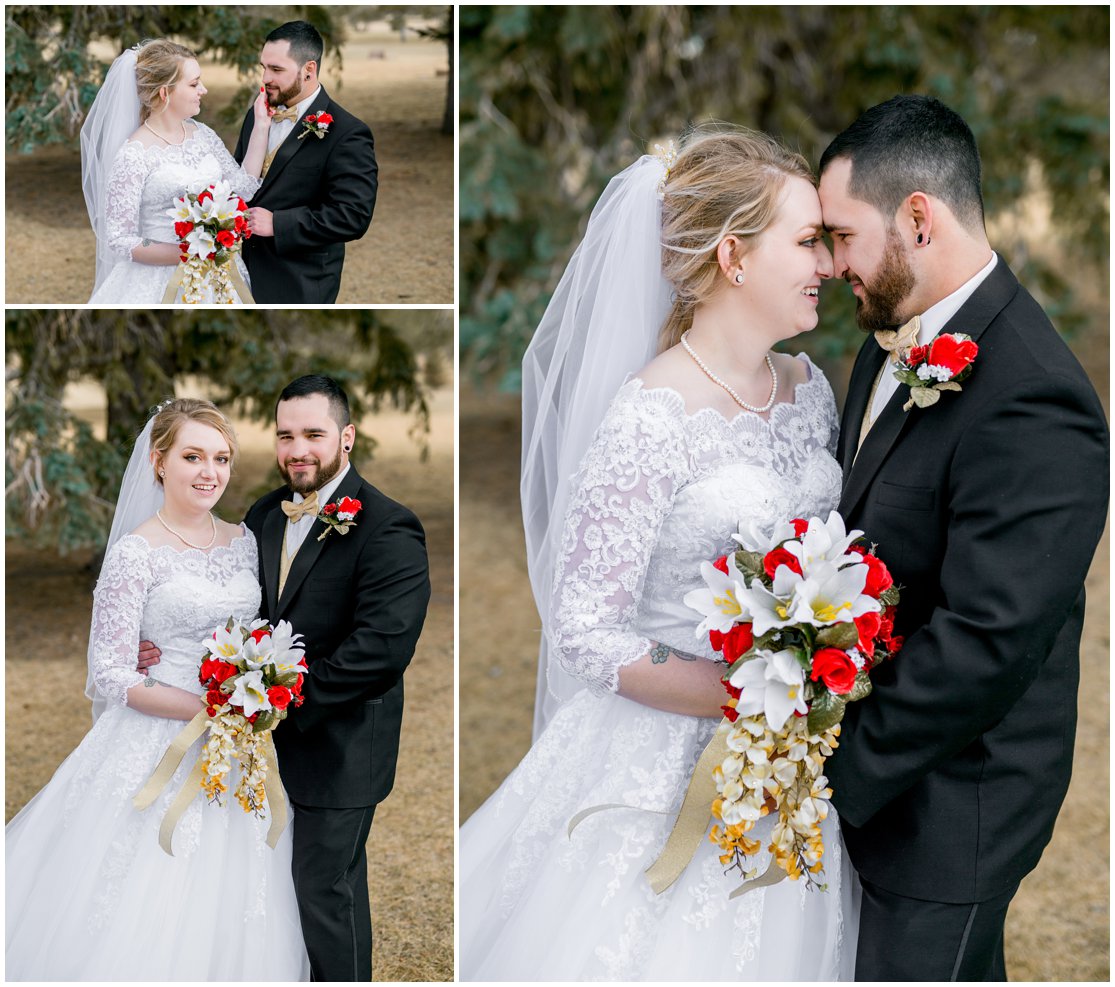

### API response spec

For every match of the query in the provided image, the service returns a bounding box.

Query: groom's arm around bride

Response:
[234,20,378,304]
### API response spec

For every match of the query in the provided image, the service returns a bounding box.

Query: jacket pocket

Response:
[876,480,935,512]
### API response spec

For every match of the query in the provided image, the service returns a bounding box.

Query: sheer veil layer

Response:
[520,153,673,737]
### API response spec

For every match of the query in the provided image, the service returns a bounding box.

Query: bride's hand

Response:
[253,86,273,128]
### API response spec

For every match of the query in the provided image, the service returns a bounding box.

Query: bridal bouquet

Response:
[133,616,306,855]
[198,617,307,814]
[164,180,253,303]
[683,512,902,893]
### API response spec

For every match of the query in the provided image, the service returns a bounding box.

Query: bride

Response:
[460,127,858,980]
[81,40,271,303]
[6,399,309,980]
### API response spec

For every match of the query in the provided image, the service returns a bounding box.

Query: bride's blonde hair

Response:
[150,399,239,485]
[658,126,814,351]
[135,39,197,122]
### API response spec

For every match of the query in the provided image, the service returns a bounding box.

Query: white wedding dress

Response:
[5,528,310,981]
[461,355,859,981]
[89,121,259,304]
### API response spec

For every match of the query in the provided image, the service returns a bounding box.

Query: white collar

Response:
[917,251,998,345]
[292,461,351,509]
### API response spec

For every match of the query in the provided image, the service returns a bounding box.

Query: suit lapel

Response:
[839,341,888,485]
[257,87,332,196]
[839,256,1020,518]
[261,503,286,617]
[275,467,366,619]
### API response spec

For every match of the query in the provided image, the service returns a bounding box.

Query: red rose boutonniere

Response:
[893,332,979,411]
[298,112,333,141]
[316,495,362,541]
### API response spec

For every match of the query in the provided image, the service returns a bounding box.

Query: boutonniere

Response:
[297,112,333,141]
[316,495,362,541]
[893,333,979,411]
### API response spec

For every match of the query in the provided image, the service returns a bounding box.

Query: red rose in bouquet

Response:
[810,647,859,695]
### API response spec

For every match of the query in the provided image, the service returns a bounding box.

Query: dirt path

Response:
[6,386,454,982]
[5,25,452,305]
[459,369,1110,980]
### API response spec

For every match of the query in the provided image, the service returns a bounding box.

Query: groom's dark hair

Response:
[277,375,351,431]
[266,20,325,71]
[819,94,985,235]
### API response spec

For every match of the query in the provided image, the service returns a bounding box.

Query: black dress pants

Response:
[856,876,1019,981]
[290,800,377,982]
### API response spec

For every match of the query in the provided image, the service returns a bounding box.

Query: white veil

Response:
[80,45,142,296]
[521,153,674,739]
[85,408,166,722]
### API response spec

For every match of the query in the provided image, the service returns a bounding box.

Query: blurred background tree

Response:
[459,4,1109,389]
[4,3,450,149]
[5,309,451,555]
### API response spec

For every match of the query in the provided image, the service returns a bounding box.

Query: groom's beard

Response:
[280,445,344,495]
[852,228,916,333]
[267,79,307,109]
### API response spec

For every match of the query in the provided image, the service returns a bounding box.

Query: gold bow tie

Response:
[281,491,320,522]
[270,106,300,124]
[874,315,921,361]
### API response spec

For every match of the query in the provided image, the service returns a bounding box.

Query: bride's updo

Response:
[134,39,197,122]
[149,398,239,485]
[658,126,814,350]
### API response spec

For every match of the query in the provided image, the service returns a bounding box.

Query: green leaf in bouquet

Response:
[937,381,963,391]
[807,690,847,734]
[753,629,782,651]
[734,550,766,581]
[878,586,901,607]
[846,671,873,703]
[816,622,859,649]
[274,671,302,688]
[252,710,277,734]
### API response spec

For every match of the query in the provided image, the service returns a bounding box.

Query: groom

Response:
[818,95,1108,980]
[234,21,378,303]
[140,375,430,981]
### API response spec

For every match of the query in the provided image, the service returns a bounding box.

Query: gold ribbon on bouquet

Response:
[161,257,255,304]
[133,710,288,856]
[567,724,787,899]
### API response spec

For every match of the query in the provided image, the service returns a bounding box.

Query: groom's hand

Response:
[247,207,274,237]
[137,640,161,676]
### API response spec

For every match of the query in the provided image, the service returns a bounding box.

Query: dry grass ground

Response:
[459,340,1110,980]
[5,384,454,982]
[5,23,452,305]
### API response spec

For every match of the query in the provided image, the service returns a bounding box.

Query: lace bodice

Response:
[102,122,261,260]
[88,530,262,707]
[549,354,842,694]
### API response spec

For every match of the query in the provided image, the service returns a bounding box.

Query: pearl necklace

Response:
[680,330,779,414]
[157,509,217,550]
[143,119,186,146]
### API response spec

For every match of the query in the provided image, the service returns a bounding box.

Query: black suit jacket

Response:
[244,468,430,808]
[827,257,1108,902]
[233,87,377,303]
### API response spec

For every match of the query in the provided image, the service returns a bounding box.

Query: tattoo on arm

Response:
[143,677,159,688]
[649,642,702,664]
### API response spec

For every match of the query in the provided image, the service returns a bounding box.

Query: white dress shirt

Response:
[285,461,350,557]
[268,85,322,154]
[869,251,998,421]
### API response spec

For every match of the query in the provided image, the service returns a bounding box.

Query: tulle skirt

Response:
[6,703,309,981]
[460,689,858,981]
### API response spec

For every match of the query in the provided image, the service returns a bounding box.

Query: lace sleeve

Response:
[548,388,690,695]
[88,536,152,708]
[103,141,148,259]
[197,122,262,200]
